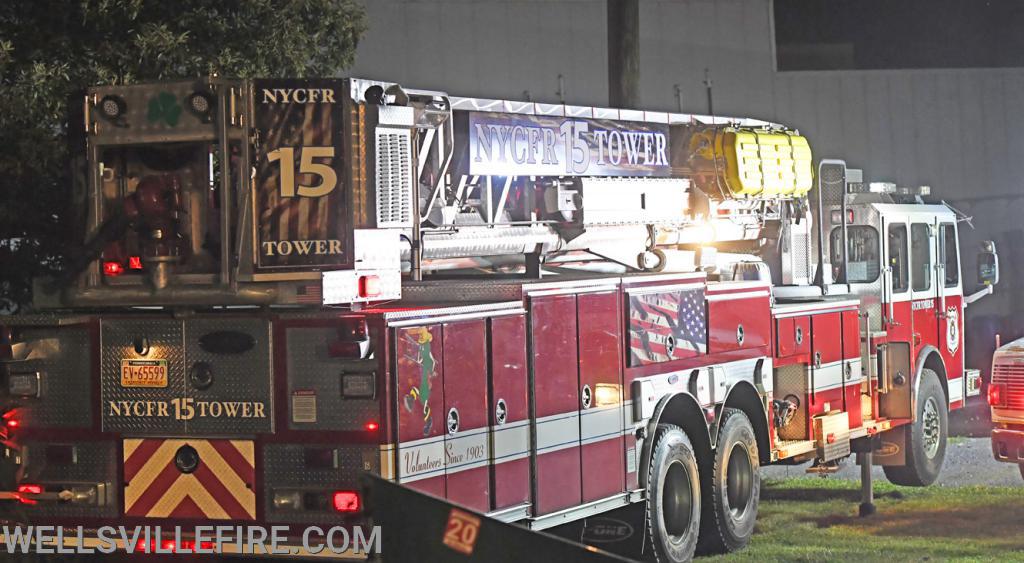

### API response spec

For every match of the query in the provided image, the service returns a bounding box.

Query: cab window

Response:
[888,224,908,293]
[941,223,959,288]
[830,226,880,283]
[911,223,932,291]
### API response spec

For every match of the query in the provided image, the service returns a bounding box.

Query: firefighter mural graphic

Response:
[401,326,438,436]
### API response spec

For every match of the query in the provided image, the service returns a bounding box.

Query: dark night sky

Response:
[774,0,1024,70]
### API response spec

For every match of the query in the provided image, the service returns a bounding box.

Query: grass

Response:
[707,477,1024,562]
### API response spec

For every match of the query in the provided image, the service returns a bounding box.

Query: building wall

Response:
[352,0,1024,326]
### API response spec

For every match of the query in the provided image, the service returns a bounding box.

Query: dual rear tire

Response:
[698,408,760,554]
[644,424,702,562]
[643,409,760,562]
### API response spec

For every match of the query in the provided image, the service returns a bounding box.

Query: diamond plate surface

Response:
[16,327,93,428]
[774,363,809,441]
[285,327,379,431]
[100,318,186,434]
[262,443,378,524]
[21,440,119,519]
[399,280,525,303]
[184,318,273,435]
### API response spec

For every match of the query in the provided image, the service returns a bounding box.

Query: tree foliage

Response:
[0,0,367,311]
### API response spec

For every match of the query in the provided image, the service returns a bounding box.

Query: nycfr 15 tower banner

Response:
[253,78,352,271]
[468,111,671,177]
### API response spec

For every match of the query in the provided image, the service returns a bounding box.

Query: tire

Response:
[697,408,760,554]
[643,424,701,563]
[883,368,948,486]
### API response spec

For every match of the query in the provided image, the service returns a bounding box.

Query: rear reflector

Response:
[333,490,361,513]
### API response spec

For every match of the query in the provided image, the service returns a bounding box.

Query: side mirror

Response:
[978,241,999,286]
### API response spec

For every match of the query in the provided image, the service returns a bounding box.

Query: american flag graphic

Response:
[629,288,707,366]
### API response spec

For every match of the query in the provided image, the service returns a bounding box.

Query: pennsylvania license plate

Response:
[121,359,169,388]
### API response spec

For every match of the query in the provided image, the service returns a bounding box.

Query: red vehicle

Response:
[988,331,1024,480]
[0,78,997,560]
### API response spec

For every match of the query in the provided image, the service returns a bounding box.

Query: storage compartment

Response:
[775,315,810,358]
[707,286,771,354]
[813,411,851,462]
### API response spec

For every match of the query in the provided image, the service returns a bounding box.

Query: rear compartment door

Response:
[441,320,491,512]
[394,324,446,497]
[529,293,582,515]
[488,314,530,511]
[577,290,625,503]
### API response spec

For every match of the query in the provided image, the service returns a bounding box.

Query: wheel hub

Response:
[922,396,941,459]
[726,443,753,518]
[662,460,694,540]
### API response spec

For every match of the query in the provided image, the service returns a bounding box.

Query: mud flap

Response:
[547,502,646,560]
[872,428,907,466]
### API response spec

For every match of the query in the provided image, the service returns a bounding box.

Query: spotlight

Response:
[186,91,215,121]
[98,95,126,121]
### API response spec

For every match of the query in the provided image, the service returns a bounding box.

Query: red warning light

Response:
[332,490,361,513]
[103,261,124,276]
[364,421,379,432]
[17,484,42,495]
[358,275,382,298]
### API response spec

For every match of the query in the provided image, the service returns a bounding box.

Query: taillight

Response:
[17,483,42,505]
[358,275,382,298]
[17,484,42,495]
[988,383,1006,407]
[128,256,143,270]
[103,261,124,276]
[332,490,361,513]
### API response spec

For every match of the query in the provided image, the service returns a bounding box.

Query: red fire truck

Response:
[0,77,998,561]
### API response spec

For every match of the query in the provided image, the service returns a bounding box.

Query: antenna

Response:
[674,84,683,112]
[556,74,565,104]
[703,68,714,115]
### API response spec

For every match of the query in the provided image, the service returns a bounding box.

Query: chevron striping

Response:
[192,441,254,513]
[123,439,256,520]
[147,474,230,520]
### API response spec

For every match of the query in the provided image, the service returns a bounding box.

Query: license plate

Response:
[121,359,168,388]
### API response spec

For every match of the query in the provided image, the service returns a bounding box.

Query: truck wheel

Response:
[698,407,760,554]
[644,424,701,563]
[883,369,948,486]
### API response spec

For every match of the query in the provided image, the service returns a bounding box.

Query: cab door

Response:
[879,215,914,420]
[909,221,937,363]
[936,219,965,403]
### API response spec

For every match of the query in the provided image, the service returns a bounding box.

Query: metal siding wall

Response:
[352,0,1024,318]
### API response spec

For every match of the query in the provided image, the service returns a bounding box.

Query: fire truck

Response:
[0,77,998,561]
